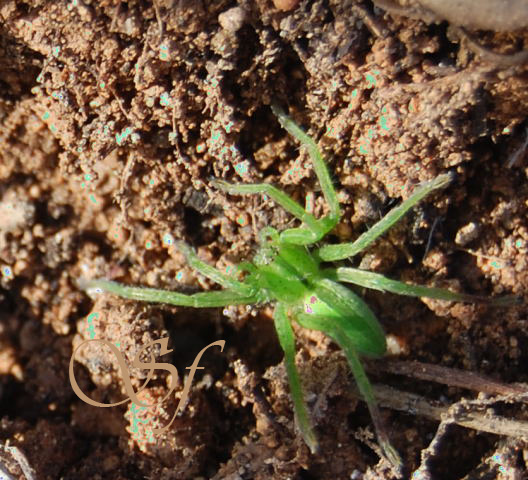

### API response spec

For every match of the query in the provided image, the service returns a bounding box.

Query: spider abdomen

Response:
[295,280,387,358]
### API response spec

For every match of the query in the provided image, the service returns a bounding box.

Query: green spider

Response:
[83,105,513,469]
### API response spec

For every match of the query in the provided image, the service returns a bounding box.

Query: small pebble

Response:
[455,221,479,246]
[218,7,247,33]
[273,0,300,12]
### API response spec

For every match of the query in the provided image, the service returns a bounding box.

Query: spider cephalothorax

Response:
[83,104,513,470]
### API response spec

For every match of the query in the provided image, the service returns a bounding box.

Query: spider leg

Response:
[212,179,320,232]
[212,105,342,246]
[212,179,326,244]
[325,267,519,306]
[316,173,455,261]
[174,241,254,296]
[272,103,342,244]
[295,311,402,471]
[81,278,261,307]
[273,304,319,454]
[271,104,340,224]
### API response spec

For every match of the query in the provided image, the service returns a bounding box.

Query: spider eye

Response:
[254,247,275,265]
[258,227,279,245]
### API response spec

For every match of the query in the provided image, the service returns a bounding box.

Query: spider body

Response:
[83,104,513,470]
[243,230,387,355]
[250,239,315,303]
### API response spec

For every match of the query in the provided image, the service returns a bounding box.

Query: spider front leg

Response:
[81,278,261,308]
[173,241,254,296]
[212,105,341,246]
[81,241,264,307]
[270,103,341,226]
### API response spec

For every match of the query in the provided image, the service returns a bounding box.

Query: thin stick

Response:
[352,384,528,438]
[369,359,528,399]
[0,443,36,480]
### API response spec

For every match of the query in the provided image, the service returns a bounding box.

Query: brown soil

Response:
[1,1,528,479]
